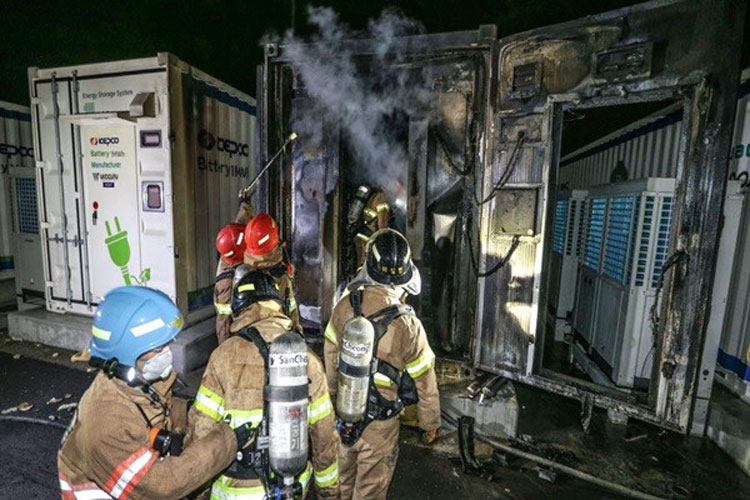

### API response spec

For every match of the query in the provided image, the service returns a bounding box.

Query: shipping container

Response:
[260,0,744,433]
[557,69,750,400]
[0,101,43,307]
[28,53,256,324]
[559,69,750,188]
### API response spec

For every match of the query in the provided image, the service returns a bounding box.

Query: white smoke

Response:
[279,7,437,203]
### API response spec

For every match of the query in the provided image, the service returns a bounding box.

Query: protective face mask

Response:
[141,347,173,381]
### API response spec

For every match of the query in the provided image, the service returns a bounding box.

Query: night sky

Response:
[1,0,747,152]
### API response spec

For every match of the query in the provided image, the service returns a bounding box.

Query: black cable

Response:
[0,415,68,430]
[435,129,471,176]
[649,250,688,336]
[473,132,526,207]
[643,249,688,379]
[467,233,521,278]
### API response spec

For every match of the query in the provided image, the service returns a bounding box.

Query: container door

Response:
[81,122,142,300]
[475,0,745,432]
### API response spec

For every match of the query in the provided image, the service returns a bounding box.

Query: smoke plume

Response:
[279,7,437,202]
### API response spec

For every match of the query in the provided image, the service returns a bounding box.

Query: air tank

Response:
[336,316,376,422]
[268,331,309,479]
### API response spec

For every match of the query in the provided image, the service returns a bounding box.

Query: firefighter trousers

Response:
[339,417,400,500]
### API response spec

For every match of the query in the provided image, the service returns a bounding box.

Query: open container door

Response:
[475,0,745,432]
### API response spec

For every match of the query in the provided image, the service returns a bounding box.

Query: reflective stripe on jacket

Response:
[189,302,340,499]
[324,284,441,431]
[57,373,236,500]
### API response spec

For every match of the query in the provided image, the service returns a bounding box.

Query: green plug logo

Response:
[105,216,132,285]
[104,216,152,286]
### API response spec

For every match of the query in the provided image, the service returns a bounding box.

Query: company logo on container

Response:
[90,136,120,146]
[198,129,249,158]
[0,143,33,158]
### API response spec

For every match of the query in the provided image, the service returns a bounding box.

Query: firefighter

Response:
[324,229,440,500]
[214,222,247,344]
[348,185,391,270]
[189,268,340,499]
[213,192,254,344]
[244,213,301,331]
[58,286,256,500]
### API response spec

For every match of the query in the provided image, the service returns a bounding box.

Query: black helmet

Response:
[366,229,414,286]
[232,267,281,316]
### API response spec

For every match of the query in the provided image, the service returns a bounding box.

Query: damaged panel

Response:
[474,0,746,432]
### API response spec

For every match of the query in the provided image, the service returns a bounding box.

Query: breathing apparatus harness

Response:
[337,289,419,446]
[224,326,305,500]
[89,356,184,457]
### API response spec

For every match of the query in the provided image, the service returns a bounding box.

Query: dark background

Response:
[2,0,748,104]
[1,0,748,153]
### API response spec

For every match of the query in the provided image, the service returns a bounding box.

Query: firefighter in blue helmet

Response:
[57,286,256,500]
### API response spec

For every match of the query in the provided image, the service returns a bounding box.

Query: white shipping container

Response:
[558,68,750,396]
[29,53,256,324]
[0,101,43,306]
[560,69,750,188]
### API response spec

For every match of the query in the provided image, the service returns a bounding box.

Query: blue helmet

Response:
[89,286,184,367]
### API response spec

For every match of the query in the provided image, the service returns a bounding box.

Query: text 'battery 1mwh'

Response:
[28,53,256,324]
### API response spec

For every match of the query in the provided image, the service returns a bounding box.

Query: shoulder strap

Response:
[368,304,415,342]
[215,268,235,283]
[348,288,364,317]
[237,327,269,365]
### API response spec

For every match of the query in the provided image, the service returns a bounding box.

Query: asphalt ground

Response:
[0,344,627,500]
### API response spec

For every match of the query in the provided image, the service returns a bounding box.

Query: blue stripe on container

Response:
[717,348,750,382]
[0,107,31,122]
[182,73,256,116]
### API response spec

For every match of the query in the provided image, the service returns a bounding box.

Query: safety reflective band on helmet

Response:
[308,392,332,425]
[210,475,266,500]
[59,477,111,500]
[214,302,232,316]
[130,318,166,337]
[194,385,226,421]
[324,323,337,345]
[314,459,339,489]
[405,349,435,379]
[224,408,263,429]
[237,283,255,292]
[376,202,389,212]
[91,325,111,341]
[104,447,157,499]
[373,372,395,387]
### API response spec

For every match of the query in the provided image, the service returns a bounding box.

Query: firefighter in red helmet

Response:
[243,213,301,331]
[213,194,254,344]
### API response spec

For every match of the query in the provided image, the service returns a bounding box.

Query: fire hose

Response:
[238,132,298,199]
[440,409,665,500]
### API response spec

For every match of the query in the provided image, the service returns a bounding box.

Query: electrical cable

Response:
[440,409,665,500]
[0,415,69,430]
[467,233,521,278]
[473,132,526,207]
[647,249,688,350]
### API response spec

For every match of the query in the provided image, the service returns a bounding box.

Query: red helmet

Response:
[245,213,279,256]
[216,223,246,264]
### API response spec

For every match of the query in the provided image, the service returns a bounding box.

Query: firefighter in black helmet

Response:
[324,229,440,500]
